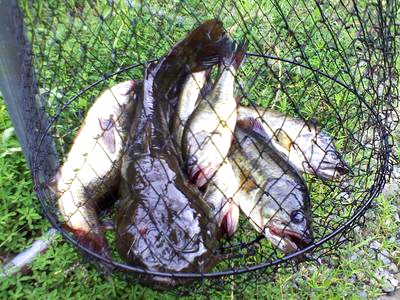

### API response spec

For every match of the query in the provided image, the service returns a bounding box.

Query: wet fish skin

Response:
[172,68,240,237]
[171,70,209,148]
[229,127,313,253]
[237,106,349,180]
[116,20,225,289]
[202,161,240,238]
[183,40,247,188]
[53,80,139,257]
[116,66,217,289]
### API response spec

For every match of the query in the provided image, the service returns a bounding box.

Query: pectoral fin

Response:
[237,117,271,142]
[99,117,116,154]
[275,129,292,151]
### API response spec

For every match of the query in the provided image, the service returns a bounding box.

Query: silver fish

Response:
[183,40,247,188]
[237,106,349,180]
[52,80,139,257]
[229,127,313,253]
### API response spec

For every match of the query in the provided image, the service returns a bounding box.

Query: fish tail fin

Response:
[204,67,212,81]
[189,19,225,59]
[157,19,226,83]
[187,19,225,45]
[191,37,228,72]
[47,168,61,196]
[232,40,248,70]
[222,39,248,71]
[176,19,227,72]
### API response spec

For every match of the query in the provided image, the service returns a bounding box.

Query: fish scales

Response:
[229,127,313,254]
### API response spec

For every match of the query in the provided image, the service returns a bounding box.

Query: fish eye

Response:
[291,211,305,224]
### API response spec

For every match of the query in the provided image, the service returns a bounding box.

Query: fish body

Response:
[202,161,240,237]
[115,20,225,288]
[237,106,349,180]
[183,41,247,188]
[171,70,209,148]
[53,80,139,257]
[229,127,313,253]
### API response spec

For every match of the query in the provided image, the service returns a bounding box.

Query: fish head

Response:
[264,211,313,254]
[252,178,313,253]
[293,131,349,180]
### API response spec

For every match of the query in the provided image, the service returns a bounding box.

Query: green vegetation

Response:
[1,0,398,298]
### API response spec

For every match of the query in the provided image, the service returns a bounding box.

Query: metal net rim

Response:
[32,52,391,279]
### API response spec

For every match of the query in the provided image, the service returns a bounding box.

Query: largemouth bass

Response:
[53,80,140,257]
[237,106,349,180]
[230,127,313,253]
[115,20,226,289]
[183,40,247,188]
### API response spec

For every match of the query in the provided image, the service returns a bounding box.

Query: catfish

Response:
[115,19,227,289]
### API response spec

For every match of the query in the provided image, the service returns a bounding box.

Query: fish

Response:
[172,68,240,237]
[52,80,140,257]
[229,126,313,253]
[237,105,350,180]
[171,70,210,148]
[183,40,247,188]
[202,161,240,238]
[115,19,226,289]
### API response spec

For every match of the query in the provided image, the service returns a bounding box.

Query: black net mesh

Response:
[6,0,398,294]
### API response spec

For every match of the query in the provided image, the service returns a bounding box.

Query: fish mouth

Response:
[266,220,313,253]
[315,161,350,180]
